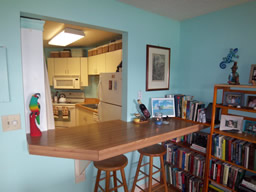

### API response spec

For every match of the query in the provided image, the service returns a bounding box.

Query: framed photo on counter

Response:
[151,98,175,117]
[146,45,170,91]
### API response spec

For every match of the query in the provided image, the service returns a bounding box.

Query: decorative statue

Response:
[29,93,42,137]
[228,62,240,85]
[219,48,239,69]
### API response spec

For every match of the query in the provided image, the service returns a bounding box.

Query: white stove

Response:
[53,91,84,128]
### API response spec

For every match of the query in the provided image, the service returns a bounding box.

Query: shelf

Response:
[170,141,206,156]
[211,155,256,174]
[172,117,211,127]
[213,128,256,144]
[165,161,205,181]
[215,84,256,89]
[216,104,256,113]
[168,184,182,192]
[208,178,236,192]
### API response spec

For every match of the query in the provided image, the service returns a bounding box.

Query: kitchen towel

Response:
[62,107,69,120]
[53,106,59,119]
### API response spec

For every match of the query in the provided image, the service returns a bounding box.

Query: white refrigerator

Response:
[98,72,122,122]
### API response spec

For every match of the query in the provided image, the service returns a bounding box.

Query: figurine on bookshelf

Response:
[228,62,240,85]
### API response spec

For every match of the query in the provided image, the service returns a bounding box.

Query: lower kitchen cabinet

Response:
[76,107,98,126]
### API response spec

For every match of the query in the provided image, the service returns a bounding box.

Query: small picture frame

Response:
[223,92,244,106]
[249,64,256,84]
[247,95,256,108]
[220,115,243,133]
[243,120,256,135]
[151,98,175,117]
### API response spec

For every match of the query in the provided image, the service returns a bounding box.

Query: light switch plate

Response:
[1,114,21,132]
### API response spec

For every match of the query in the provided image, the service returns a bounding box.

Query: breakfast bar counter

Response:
[27,119,205,161]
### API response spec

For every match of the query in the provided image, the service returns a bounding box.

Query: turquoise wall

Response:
[178,1,256,104]
[0,0,179,192]
[1,0,255,191]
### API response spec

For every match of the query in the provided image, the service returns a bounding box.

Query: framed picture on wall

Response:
[146,45,170,91]
[249,64,256,84]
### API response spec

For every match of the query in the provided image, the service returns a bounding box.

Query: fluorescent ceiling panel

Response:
[49,28,85,46]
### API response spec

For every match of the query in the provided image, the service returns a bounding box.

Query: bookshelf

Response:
[205,84,256,192]
[165,132,210,192]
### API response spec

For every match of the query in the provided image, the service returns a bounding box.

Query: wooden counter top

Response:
[27,119,205,161]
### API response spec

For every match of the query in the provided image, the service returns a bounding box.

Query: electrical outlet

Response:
[1,114,21,132]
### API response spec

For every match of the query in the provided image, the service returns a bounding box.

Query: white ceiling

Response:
[118,0,253,21]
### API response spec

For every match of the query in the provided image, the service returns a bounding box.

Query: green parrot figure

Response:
[29,93,40,125]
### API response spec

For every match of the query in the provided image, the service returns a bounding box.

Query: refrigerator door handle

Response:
[97,78,102,100]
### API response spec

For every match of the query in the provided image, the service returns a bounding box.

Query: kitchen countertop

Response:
[76,98,99,112]
[26,118,206,161]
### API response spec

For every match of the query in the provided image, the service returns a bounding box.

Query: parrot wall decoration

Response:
[29,93,42,137]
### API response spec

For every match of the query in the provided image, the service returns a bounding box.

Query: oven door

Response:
[53,105,76,128]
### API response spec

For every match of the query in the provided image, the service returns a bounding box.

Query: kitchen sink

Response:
[82,104,98,109]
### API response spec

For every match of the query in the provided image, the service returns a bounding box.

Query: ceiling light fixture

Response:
[48,28,85,46]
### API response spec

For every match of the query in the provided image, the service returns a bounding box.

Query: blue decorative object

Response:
[219,48,239,69]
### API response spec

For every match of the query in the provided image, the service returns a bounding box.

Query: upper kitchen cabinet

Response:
[80,58,88,86]
[105,50,122,73]
[47,57,88,87]
[54,58,81,76]
[88,49,122,75]
[88,54,106,75]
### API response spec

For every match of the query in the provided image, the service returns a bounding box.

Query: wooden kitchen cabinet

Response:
[67,58,80,75]
[88,50,122,75]
[76,107,98,126]
[47,58,55,86]
[105,50,122,73]
[88,54,106,75]
[53,58,80,76]
[80,58,88,86]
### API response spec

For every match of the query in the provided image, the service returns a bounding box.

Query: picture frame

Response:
[151,98,175,117]
[146,45,170,91]
[249,64,256,84]
[223,92,244,106]
[220,115,243,133]
[247,95,256,108]
[243,120,256,135]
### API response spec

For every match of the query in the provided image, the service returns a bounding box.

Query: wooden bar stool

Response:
[131,144,168,192]
[94,155,128,192]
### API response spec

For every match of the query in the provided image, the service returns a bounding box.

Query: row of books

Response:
[174,94,206,123]
[212,134,256,170]
[238,175,256,192]
[209,159,246,190]
[171,132,208,154]
[166,143,206,179]
[208,181,232,192]
[166,164,204,192]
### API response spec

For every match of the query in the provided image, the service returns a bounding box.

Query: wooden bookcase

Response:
[165,131,210,192]
[204,84,256,192]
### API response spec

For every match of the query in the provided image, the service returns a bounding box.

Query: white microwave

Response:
[53,76,80,89]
